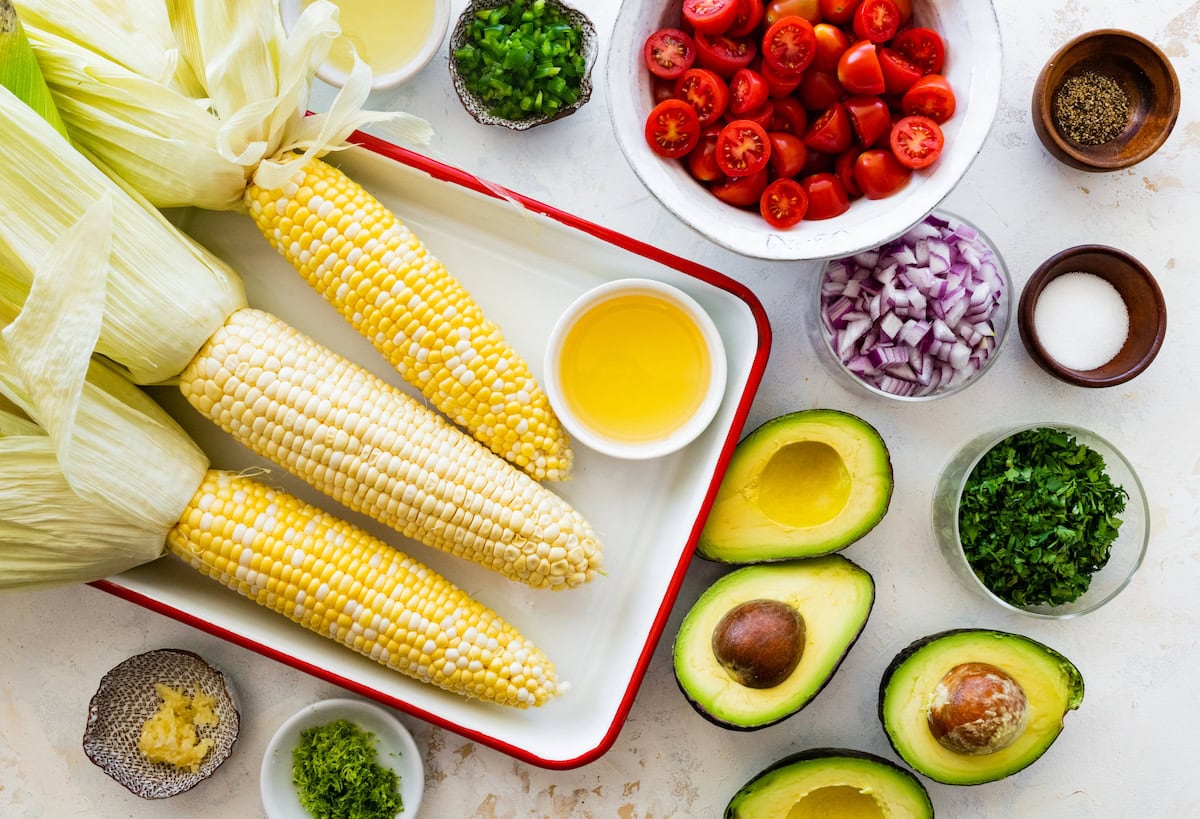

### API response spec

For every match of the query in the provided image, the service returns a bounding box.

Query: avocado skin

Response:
[878,629,1085,785]
[673,557,875,731]
[698,409,894,563]
[724,747,934,818]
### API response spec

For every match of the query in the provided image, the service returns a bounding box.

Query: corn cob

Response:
[178,308,601,590]
[245,157,573,482]
[17,0,573,481]
[169,471,563,707]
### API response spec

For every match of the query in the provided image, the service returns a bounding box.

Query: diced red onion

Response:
[819,213,1007,398]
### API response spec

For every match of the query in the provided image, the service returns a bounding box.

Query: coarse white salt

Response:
[1033,271,1129,370]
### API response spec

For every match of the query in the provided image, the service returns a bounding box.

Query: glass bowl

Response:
[932,422,1150,619]
[812,210,1014,402]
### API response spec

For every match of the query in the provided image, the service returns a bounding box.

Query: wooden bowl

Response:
[1032,29,1181,171]
[1017,245,1166,387]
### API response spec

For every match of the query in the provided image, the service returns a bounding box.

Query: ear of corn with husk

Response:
[0,209,565,708]
[14,0,574,481]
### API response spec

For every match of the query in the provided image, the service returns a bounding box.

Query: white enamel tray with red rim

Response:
[90,134,771,769]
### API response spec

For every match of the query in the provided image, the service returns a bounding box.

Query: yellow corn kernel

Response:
[167,471,564,708]
[177,308,602,590]
[245,157,572,482]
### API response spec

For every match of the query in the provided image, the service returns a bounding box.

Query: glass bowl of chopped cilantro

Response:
[933,423,1149,618]
[450,0,596,130]
[260,698,423,818]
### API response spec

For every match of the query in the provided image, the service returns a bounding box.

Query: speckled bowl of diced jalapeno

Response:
[449,0,597,130]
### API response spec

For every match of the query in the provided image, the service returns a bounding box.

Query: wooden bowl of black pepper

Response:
[1032,29,1181,171]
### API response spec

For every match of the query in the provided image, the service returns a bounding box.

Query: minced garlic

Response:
[137,683,219,772]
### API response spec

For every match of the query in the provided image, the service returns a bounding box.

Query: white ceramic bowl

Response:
[280,0,450,92]
[607,0,1004,261]
[544,278,727,459]
[261,698,424,818]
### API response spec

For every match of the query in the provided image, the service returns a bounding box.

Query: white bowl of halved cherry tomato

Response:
[607,0,1002,260]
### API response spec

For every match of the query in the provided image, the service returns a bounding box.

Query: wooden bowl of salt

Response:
[1018,245,1166,388]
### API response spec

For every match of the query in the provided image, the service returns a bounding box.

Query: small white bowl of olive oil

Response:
[544,279,728,460]
[282,0,450,92]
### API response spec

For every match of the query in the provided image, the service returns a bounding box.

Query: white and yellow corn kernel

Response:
[244,157,572,482]
[167,471,563,708]
[177,308,601,590]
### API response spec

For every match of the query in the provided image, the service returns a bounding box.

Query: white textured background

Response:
[3,0,1199,816]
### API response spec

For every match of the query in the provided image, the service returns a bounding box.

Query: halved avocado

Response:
[879,629,1085,785]
[698,410,893,563]
[673,556,874,730]
[725,748,934,819]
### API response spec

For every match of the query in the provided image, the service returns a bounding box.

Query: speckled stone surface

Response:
[3,1,1199,816]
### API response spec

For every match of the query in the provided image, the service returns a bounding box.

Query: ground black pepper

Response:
[1052,70,1131,145]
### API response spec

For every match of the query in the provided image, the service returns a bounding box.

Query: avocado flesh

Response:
[674,556,874,730]
[699,410,893,563]
[725,748,933,819]
[879,629,1084,785]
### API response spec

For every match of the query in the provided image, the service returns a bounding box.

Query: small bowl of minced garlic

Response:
[83,648,240,799]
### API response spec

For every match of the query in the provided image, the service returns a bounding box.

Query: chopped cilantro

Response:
[292,719,403,819]
[958,427,1128,607]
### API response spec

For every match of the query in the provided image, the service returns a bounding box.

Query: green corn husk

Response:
[0,0,66,137]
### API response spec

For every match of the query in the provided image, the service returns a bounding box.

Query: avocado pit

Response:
[712,599,805,689]
[927,662,1029,755]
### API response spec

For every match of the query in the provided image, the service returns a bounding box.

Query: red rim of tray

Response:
[91,131,772,770]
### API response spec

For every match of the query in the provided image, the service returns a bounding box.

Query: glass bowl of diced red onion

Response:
[814,211,1013,401]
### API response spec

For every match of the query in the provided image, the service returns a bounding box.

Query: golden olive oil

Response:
[314,0,437,76]
[558,292,711,443]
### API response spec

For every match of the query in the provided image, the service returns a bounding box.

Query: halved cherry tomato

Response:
[687,127,726,182]
[901,73,956,123]
[892,0,912,23]
[683,0,740,35]
[740,99,777,129]
[760,178,809,227]
[843,95,891,146]
[812,23,851,72]
[853,148,912,198]
[803,101,853,154]
[818,0,856,24]
[837,40,885,95]
[889,114,944,168]
[764,0,821,25]
[835,148,864,197]
[852,0,900,43]
[759,57,804,96]
[645,98,701,158]
[644,29,697,80]
[879,46,924,94]
[892,27,946,74]
[799,68,847,110]
[729,68,770,115]
[761,16,818,76]
[728,0,765,37]
[695,31,758,76]
[767,131,809,177]
[769,95,808,133]
[716,119,772,176]
[711,168,770,206]
[800,172,851,219]
[675,68,731,126]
